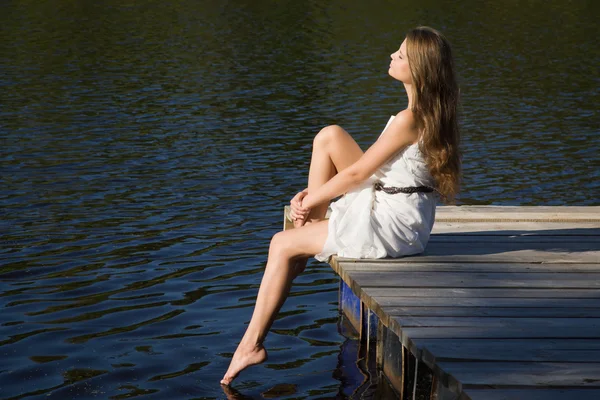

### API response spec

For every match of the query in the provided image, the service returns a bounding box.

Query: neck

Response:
[404,82,413,110]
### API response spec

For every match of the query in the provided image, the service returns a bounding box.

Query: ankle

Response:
[239,338,263,351]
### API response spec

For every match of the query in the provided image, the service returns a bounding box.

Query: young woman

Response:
[221,26,461,386]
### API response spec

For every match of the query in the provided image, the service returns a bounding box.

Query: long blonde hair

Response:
[406,26,461,203]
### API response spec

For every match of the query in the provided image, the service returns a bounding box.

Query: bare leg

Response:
[291,125,364,275]
[295,124,364,227]
[221,221,329,385]
[221,126,363,386]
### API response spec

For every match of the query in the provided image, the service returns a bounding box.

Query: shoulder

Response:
[385,110,418,142]
[393,109,416,129]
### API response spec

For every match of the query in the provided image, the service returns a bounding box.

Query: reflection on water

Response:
[1,0,598,398]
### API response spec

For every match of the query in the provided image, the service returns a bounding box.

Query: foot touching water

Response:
[220,343,268,386]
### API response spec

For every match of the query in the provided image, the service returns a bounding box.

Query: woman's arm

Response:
[301,110,419,210]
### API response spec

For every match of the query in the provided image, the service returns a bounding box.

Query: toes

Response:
[221,372,235,386]
[220,376,232,386]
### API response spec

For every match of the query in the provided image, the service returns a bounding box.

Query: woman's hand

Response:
[289,190,311,222]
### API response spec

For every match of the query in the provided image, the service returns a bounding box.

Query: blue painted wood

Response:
[362,307,379,341]
[381,322,404,395]
[340,279,361,334]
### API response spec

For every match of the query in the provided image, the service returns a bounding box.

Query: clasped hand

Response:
[289,190,311,222]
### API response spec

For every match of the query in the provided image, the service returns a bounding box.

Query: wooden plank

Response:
[339,280,361,334]
[374,297,600,308]
[337,248,599,263]
[433,221,600,235]
[349,287,600,324]
[348,271,600,289]
[355,288,600,326]
[399,325,600,339]
[435,205,600,222]
[383,306,600,318]
[394,317,600,329]
[343,262,600,273]
[364,287,600,299]
[422,242,598,264]
[417,338,600,363]
[380,323,405,395]
[351,288,600,331]
[333,276,600,320]
[462,388,600,400]
[437,361,600,386]
[428,235,600,243]
[436,205,600,215]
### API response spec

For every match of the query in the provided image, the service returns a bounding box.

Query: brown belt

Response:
[374,181,435,195]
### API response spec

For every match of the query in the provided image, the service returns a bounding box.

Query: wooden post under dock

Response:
[284,205,600,400]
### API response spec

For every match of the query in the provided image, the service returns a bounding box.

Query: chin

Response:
[389,73,402,82]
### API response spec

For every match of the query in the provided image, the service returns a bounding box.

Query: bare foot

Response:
[220,343,268,386]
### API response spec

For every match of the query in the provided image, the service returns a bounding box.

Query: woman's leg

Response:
[302,124,364,224]
[221,220,330,385]
[221,125,363,385]
[291,125,364,277]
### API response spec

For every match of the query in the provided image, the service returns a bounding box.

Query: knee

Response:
[313,125,346,149]
[269,231,292,259]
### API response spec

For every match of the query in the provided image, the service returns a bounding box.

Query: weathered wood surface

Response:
[344,262,600,272]
[419,338,600,362]
[318,206,600,400]
[336,246,598,263]
[438,360,600,386]
[347,271,600,288]
[461,388,600,400]
[385,306,600,317]
[434,205,600,222]
[432,221,600,234]
[365,287,600,299]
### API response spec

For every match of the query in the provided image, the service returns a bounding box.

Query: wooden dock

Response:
[284,205,600,399]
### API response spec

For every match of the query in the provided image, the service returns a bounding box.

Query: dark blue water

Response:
[1,0,598,398]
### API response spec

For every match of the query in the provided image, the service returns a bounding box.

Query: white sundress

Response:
[314,115,437,262]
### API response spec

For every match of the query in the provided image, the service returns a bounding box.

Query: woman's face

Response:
[389,39,412,83]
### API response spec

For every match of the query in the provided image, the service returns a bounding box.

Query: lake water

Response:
[1,0,598,399]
